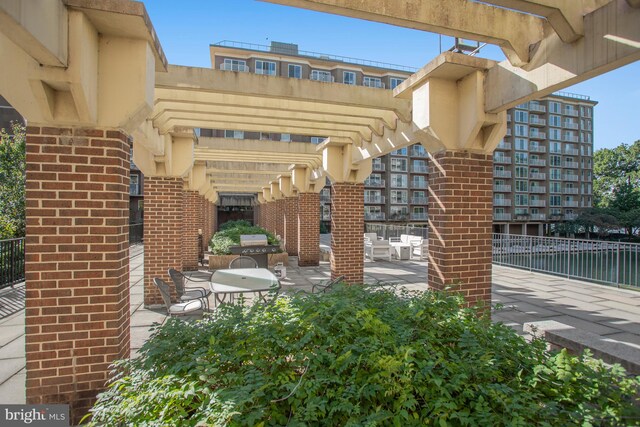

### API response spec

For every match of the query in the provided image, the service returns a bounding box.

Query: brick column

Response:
[182,190,201,270]
[144,177,183,306]
[275,198,285,239]
[25,126,130,421]
[212,203,217,233]
[266,201,276,234]
[298,192,320,266]
[284,196,299,256]
[330,182,364,283]
[202,199,209,248]
[428,151,493,307]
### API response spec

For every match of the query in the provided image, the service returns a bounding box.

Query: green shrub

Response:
[209,223,280,255]
[87,286,640,426]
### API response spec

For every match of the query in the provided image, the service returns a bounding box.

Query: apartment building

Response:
[207,41,595,235]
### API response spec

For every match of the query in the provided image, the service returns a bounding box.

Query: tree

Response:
[593,140,640,237]
[576,207,620,238]
[0,122,26,239]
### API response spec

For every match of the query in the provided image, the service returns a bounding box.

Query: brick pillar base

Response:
[284,196,299,256]
[275,199,285,240]
[25,126,130,423]
[298,192,320,266]
[144,177,183,306]
[330,183,364,283]
[428,151,493,307]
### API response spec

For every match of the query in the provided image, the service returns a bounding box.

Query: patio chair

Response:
[168,268,212,310]
[153,278,204,317]
[229,256,258,269]
[364,238,392,261]
[312,275,346,294]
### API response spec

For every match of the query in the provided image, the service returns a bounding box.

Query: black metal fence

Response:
[130,222,143,244]
[0,237,25,289]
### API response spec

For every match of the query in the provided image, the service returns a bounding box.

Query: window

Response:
[390,174,407,188]
[412,159,428,173]
[255,60,276,75]
[363,76,383,88]
[550,155,561,166]
[550,168,561,180]
[549,101,561,113]
[280,133,291,142]
[515,180,528,192]
[390,190,407,204]
[391,147,407,156]
[366,174,383,185]
[515,194,529,206]
[549,115,561,127]
[411,176,427,188]
[549,128,561,141]
[514,124,528,137]
[321,204,331,220]
[515,138,528,151]
[311,70,332,82]
[515,152,528,164]
[390,158,407,172]
[550,195,562,206]
[390,77,405,89]
[259,132,271,140]
[288,64,302,79]
[222,58,247,72]
[130,174,140,195]
[515,166,528,178]
[390,206,409,220]
[311,136,326,144]
[343,71,356,85]
[514,110,528,123]
[224,130,244,139]
[515,208,529,215]
[364,190,381,203]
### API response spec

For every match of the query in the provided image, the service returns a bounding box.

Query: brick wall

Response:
[25,126,130,422]
[284,196,299,256]
[428,151,493,307]
[298,192,320,266]
[265,201,275,234]
[181,190,201,270]
[275,199,285,240]
[330,183,364,283]
[144,177,183,305]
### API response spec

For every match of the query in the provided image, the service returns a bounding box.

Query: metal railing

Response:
[130,223,143,244]
[0,238,25,289]
[493,234,639,288]
[365,223,428,239]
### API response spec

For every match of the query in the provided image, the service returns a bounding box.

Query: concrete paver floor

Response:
[0,242,638,404]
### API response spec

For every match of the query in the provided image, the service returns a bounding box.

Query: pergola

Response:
[0,0,638,421]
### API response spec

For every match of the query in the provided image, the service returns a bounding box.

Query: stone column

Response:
[144,177,183,305]
[182,190,201,270]
[428,151,493,307]
[284,196,299,255]
[298,192,320,266]
[25,126,131,417]
[330,182,365,283]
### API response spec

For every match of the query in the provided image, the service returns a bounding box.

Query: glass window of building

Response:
[549,101,561,113]
[365,205,382,215]
[255,60,277,75]
[390,158,408,172]
[515,194,529,206]
[365,174,383,185]
[550,155,561,166]
[288,64,302,79]
[515,138,528,151]
[364,190,381,203]
[390,174,408,188]
[390,190,408,204]
[281,133,291,142]
[549,128,562,141]
[390,206,409,219]
[391,147,407,156]
[390,77,405,89]
[550,195,562,206]
[549,115,561,127]
[343,71,356,85]
[311,70,332,82]
[412,159,428,173]
[311,136,325,144]
[550,168,561,180]
[130,174,139,195]
[515,180,528,192]
[515,166,528,178]
[363,76,383,88]
[516,102,529,109]
[224,130,244,139]
[515,152,528,164]
[514,124,528,136]
[514,110,528,123]
[223,58,246,71]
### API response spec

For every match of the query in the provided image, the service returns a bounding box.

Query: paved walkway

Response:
[0,243,639,404]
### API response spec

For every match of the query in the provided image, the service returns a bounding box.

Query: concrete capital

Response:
[257,194,266,204]
[262,187,273,202]
[322,143,373,184]
[278,175,295,198]
[270,181,283,200]
[187,163,208,194]
[150,133,195,178]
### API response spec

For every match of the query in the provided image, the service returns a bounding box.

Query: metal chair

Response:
[229,256,258,269]
[312,275,346,294]
[168,268,212,310]
[152,278,204,317]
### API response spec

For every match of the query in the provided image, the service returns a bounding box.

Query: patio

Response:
[0,243,639,404]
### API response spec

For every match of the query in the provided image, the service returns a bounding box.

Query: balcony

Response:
[563,161,579,169]
[363,80,385,89]
[411,164,429,173]
[364,212,385,221]
[410,196,428,204]
[564,200,579,207]
[220,63,249,72]
[493,184,511,192]
[529,104,546,113]
[549,146,562,154]
[562,174,579,182]
[565,213,578,220]
[564,148,579,155]
[506,114,512,122]
[530,186,546,193]
[564,109,579,117]
[410,147,429,157]
[494,156,512,164]
[529,145,546,153]
[311,74,335,83]
[505,128,512,136]
[564,135,579,143]
[529,117,546,126]
[529,131,546,139]
[493,213,512,221]
[494,199,512,206]
[530,172,546,180]
[582,189,592,195]
[564,188,579,194]
[497,142,512,150]
[530,213,547,221]
[364,179,386,187]
[494,170,512,178]
[529,158,546,167]
[530,199,546,207]
[410,212,428,221]
[563,122,579,130]
[410,180,428,189]
[372,162,386,171]
[364,195,386,204]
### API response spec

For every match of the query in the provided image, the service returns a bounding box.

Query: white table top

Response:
[209,268,280,294]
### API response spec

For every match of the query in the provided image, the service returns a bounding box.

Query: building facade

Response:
[207,41,596,235]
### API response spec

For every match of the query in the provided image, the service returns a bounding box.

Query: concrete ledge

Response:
[206,252,289,270]
[524,321,640,375]
[319,244,331,262]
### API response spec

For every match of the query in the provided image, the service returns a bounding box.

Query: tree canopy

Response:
[0,122,26,239]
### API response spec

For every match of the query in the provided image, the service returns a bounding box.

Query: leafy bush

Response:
[219,219,253,231]
[87,286,640,426]
[209,223,280,255]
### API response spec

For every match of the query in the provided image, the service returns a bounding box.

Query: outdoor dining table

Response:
[209,268,281,305]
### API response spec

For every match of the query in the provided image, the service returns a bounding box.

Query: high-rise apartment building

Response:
[208,41,596,235]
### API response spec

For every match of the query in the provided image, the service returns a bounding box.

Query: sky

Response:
[141,0,639,151]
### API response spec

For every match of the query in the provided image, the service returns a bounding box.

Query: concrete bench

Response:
[524,320,640,375]
[319,244,331,261]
